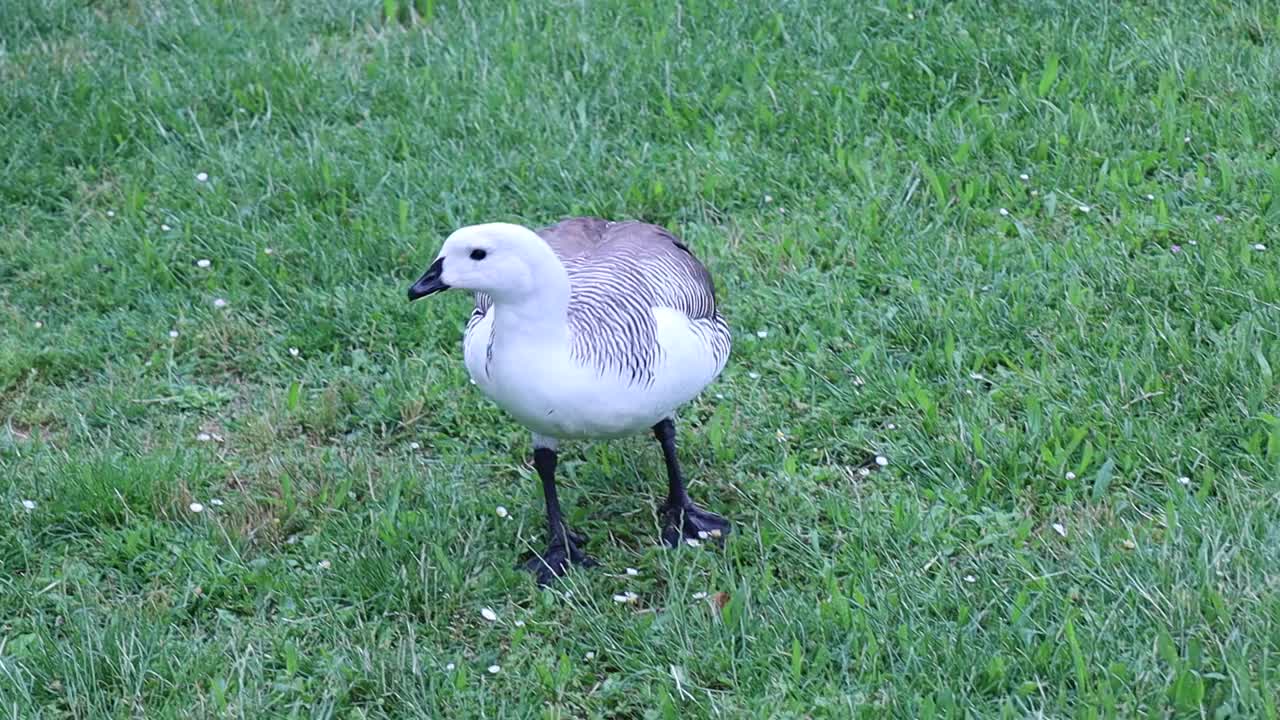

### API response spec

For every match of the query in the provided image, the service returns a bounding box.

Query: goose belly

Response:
[488,360,672,439]
[463,308,727,440]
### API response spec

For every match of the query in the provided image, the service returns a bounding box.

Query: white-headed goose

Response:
[408,217,732,585]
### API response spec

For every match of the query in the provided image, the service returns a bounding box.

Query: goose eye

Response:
[469,249,487,261]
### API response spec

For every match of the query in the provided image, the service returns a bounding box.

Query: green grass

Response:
[2,0,1280,716]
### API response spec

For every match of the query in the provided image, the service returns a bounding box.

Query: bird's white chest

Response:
[462,312,676,439]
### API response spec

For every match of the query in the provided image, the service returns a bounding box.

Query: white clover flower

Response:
[196,172,209,182]
[480,607,497,622]
[189,502,204,513]
[196,259,211,269]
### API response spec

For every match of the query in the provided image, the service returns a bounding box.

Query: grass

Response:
[2,0,1279,716]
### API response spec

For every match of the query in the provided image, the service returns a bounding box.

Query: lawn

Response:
[2,0,1280,716]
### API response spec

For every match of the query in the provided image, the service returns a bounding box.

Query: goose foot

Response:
[661,502,731,548]
[521,527,597,586]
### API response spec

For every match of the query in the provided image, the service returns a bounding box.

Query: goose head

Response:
[408,222,563,304]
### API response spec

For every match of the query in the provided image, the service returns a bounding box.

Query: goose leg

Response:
[522,445,596,585]
[653,418,730,547]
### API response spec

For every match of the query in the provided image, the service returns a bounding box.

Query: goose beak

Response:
[408,257,448,301]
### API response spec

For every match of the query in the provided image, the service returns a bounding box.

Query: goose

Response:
[407,217,732,584]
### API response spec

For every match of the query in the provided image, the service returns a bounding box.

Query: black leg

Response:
[521,447,595,585]
[653,418,730,547]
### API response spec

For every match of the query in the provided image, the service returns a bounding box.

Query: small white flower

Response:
[209,499,224,506]
[161,224,172,232]
[189,502,204,513]
[1052,522,1067,537]
[480,607,498,622]
[715,393,724,400]
[998,208,1009,216]
[858,467,871,477]
[886,423,897,430]
[21,500,36,511]
[495,506,508,518]
[585,651,595,660]
[625,567,639,576]
[487,665,501,674]
[1077,205,1091,213]
[1189,240,1198,246]
[1065,471,1077,481]
[764,194,773,203]
[169,330,179,339]
[1183,135,1191,144]
[1145,193,1156,201]
[33,321,43,329]
[963,574,977,583]
[317,560,331,570]
[696,530,709,540]
[106,210,116,217]
[288,347,300,357]
[756,329,768,338]
[1019,173,1030,181]
[196,432,212,442]
[213,298,228,309]
[692,591,708,600]
[196,259,211,269]
[408,441,420,450]
[612,592,638,604]
[684,538,701,548]
[514,620,525,627]
[264,247,274,255]
[445,663,455,671]
[875,455,889,467]
[1253,243,1266,252]
[853,376,865,386]
[748,372,761,380]
[906,12,914,19]
[1177,476,1191,486]
[196,172,209,182]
